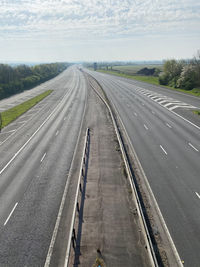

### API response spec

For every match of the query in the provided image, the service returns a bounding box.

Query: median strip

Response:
[0,90,53,129]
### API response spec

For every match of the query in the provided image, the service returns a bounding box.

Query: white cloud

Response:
[0,0,199,40]
[0,0,199,61]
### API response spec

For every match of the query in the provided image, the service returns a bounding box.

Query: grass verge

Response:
[97,69,200,97]
[193,110,200,116]
[0,90,53,128]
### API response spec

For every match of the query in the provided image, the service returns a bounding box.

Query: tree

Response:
[177,64,197,90]
[163,59,185,87]
[191,50,200,87]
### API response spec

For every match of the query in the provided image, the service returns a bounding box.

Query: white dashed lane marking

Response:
[4,202,18,226]
[188,143,199,152]
[41,153,47,162]
[195,192,200,199]
[160,145,168,155]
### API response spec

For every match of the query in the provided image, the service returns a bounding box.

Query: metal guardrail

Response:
[0,113,2,132]
[89,81,159,267]
[64,128,90,267]
[86,71,183,267]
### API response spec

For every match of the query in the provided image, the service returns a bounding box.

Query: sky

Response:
[0,0,200,62]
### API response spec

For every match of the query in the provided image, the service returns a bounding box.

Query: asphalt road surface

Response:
[0,66,87,266]
[86,69,200,267]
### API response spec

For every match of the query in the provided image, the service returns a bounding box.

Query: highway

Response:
[86,70,200,267]
[0,66,87,266]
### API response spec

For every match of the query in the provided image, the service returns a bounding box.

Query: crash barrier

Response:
[65,128,90,266]
[0,113,2,132]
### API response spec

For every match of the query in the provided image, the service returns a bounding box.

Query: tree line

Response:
[0,62,70,100]
[159,50,200,90]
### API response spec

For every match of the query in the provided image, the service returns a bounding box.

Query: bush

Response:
[177,65,197,90]
[159,73,170,85]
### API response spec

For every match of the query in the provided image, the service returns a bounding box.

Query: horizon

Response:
[0,0,200,62]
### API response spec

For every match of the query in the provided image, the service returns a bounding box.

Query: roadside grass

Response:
[97,69,200,97]
[112,64,164,74]
[98,69,161,85]
[193,110,200,116]
[0,90,53,128]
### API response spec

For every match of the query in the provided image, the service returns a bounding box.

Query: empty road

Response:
[0,66,87,266]
[86,69,200,267]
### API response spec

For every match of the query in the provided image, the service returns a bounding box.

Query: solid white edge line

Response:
[0,73,74,147]
[188,143,199,152]
[101,91,183,266]
[0,102,50,146]
[86,69,185,266]
[41,153,46,162]
[126,83,200,131]
[160,145,168,155]
[0,88,73,176]
[144,124,148,130]
[195,192,200,199]
[56,130,59,136]
[44,69,87,267]
[4,202,18,226]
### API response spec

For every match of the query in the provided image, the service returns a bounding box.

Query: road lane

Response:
[0,66,87,266]
[86,69,200,266]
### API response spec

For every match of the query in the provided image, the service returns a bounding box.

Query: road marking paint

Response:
[151,96,161,100]
[188,143,199,152]
[1,130,16,134]
[151,110,155,114]
[41,153,46,162]
[144,124,148,130]
[0,89,73,175]
[195,192,200,199]
[4,202,18,226]
[17,121,26,124]
[134,112,137,116]
[56,130,59,136]
[166,123,172,128]
[154,98,163,102]
[158,100,169,104]
[169,105,195,111]
[160,145,167,155]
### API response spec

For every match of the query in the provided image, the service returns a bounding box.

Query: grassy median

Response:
[0,90,53,128]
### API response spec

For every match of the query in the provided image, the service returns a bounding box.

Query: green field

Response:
[111,64,163,75]
[0,90,53,129]
[97,69,200,97]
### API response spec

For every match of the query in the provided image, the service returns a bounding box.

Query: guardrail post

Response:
[73,228,76,241]
[0,113,2,133]
[76,202,80,213]
[72,236,75,249]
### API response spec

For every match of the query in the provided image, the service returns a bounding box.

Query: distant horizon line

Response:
[0,58,193,66]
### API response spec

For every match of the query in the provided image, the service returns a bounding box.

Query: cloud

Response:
[0,0,199,42]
